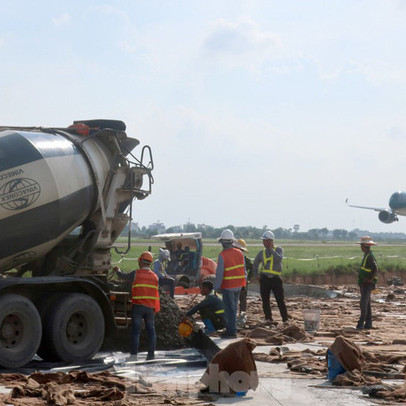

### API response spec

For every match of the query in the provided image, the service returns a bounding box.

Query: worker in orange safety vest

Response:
[214,229,246,338]
[115,251,160,360]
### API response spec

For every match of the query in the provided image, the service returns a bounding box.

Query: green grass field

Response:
[112,239,406,276]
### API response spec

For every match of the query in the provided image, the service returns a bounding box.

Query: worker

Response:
[153,248,175,298]
[233,238,253,323]
[172,242,186,272]
[114,251,159,360]
[186,279,226,334]
[253,230,289,323]
[214,229,246,338]
[356,236,378,330]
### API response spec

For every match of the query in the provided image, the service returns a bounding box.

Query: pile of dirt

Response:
[102,288,187,353]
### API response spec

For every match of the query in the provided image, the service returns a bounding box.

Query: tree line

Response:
[128,224,406,242]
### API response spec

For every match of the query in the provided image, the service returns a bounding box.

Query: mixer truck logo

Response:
[0,178,41,210]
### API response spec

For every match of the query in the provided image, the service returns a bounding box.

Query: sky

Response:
[1,0,406,232]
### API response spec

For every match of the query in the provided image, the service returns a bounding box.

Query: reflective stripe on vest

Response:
[360,254,372,272]
[359,253,378,284]
[132,268,160,313]
[215,309,224,314]
[220,248,246,289]
[261,248,281,276]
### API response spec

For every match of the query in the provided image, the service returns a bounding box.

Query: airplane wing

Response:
[345,198,387,212]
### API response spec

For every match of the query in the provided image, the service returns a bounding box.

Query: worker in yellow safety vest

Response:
[253,230,289,323]
[356,236,378,330]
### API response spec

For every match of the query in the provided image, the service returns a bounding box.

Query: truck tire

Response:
[0,294,42,368]
[39,293,105,363]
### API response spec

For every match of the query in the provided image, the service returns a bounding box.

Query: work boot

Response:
[146,353,155,360]
[364,324,373,330]
[356,322,364,330]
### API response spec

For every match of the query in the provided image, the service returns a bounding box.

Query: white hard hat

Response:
[217,229,235,242]
[261,230,275,240]
[159,248,171,260]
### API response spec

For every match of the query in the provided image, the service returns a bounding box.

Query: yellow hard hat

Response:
[178,320,193,337]
[235,238,248,252]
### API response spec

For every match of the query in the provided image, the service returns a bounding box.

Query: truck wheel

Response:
[0,294,42,368]
[40,293,105,363]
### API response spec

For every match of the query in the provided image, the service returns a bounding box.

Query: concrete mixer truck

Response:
[0,119,154,368]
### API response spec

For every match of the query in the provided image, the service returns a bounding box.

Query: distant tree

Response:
[183,223,196,232]
[320,228,329,240]
[293,224,300,233]
[308,228,320,240]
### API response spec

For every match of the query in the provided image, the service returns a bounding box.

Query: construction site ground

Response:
[0,282,405,405]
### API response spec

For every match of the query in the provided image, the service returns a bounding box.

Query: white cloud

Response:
[52,13,71,28]
[203,18,280,55]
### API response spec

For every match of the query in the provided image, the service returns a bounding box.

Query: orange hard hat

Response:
[138,251,154,264]
[178,320,193,337]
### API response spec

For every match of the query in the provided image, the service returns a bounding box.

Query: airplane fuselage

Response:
[389,191,406,216]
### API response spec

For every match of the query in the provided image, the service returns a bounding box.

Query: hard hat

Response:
[217,229,235,242]
[159,248,171,261]
[138,251,154,264]
[356,236,377,246]
[201,279,214,290]
[178,319,194,337]
[234,238,248,252]
[261,230,275,240]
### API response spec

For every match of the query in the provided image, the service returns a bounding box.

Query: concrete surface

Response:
[112,338,379,405]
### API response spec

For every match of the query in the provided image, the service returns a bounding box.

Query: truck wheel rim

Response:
[0,315,24,348]
[66,313,88,345]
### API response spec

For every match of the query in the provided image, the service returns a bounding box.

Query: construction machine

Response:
[151,232,217,289]
[0,119,153,368]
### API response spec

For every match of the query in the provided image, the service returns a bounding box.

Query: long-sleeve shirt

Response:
[358,251,378,286]
[186,293,224,317]
[186,293,225,330]
[253,246,284,278]
[116,269,136,282]
[153,260,168,279]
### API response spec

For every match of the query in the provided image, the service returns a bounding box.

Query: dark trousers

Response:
[358,284,373,328]
[259,276,288,322]
[159,277,175,298]
[131,304,156,356]
[239,286,247,313]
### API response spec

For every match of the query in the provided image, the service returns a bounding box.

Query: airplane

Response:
[346,191,406,223]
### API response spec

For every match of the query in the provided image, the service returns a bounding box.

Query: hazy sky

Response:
[2,1,406,232]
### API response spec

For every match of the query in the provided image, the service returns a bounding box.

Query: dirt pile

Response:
[102,288,187,353]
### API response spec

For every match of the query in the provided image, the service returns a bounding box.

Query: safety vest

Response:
[220,248,246,289]
[260,248,281,276]
[358,252,378,286]
[132,268,160,313]
[153,259,167,277]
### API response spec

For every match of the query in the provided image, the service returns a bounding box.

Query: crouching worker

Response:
[115,251,160,360]
[186,280,225,334]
